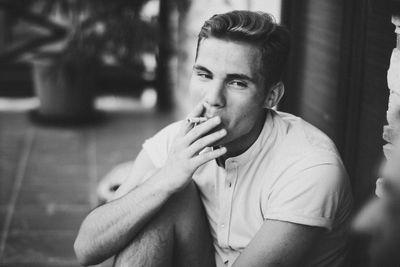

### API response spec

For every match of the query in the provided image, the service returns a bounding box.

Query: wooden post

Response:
[0,9,6,52]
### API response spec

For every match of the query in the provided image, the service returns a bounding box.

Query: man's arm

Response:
[232,220,323,267]
[74,104,227,266]
[74,149,172,265]
[233,163,348,267]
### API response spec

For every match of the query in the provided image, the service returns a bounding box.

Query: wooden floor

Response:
[0,102,174,266]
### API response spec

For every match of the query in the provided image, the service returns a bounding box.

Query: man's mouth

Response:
[204,114,217,120]
[202,110,221,120]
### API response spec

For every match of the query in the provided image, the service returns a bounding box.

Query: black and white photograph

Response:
[0,0,400,266]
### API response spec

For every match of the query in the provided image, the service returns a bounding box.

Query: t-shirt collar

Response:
[224,109,274,169]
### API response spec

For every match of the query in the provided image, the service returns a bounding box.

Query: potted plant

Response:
[0,0,157,121]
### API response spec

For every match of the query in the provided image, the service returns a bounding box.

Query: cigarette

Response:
[187,117,208,124]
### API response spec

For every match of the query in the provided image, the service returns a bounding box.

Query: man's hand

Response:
[74,103,227,265]
[162,103,227,193]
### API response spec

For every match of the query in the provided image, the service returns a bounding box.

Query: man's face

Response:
[189,37,268,146]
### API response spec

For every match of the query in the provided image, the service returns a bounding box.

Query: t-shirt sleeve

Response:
[142,121,181,168]
[263,154,349,231]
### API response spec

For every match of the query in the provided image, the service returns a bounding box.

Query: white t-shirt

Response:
[142,110,353,267]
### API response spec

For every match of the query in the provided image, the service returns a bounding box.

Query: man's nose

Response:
[204,80,226,108]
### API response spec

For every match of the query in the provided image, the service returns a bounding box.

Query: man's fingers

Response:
[192,146,227,167]
[179,102,205,135]
[184,116,222,145]
[187,117,208,124]
[186,128,227,156]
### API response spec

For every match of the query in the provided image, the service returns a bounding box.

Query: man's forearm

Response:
[74,111,227,265]
[74,170,176,266]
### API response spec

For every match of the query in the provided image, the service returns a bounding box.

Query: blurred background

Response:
[0,0,397,266]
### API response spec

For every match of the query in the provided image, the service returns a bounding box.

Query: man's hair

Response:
[196,10,290,89]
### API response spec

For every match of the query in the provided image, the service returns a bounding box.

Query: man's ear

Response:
[264,82,285,108]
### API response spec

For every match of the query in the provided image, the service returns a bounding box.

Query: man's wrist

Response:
[153,167,189,195]
[158,178,179,196]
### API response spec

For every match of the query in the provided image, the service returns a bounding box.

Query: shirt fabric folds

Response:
[142,110,353,267]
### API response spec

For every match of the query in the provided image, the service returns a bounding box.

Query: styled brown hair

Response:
[196,10,290,89]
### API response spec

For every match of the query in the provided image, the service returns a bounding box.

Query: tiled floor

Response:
[0,102,175,266]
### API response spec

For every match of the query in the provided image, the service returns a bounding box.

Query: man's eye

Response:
[229,80,247,88]
[197,72,211,79]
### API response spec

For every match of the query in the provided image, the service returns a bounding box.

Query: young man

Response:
[74,10,353,267]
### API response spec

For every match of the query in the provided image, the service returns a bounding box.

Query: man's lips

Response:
[202,109,221,119]
[204,114,218,119]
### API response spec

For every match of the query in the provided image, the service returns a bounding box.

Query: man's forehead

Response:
[196,37,263,78]
[197,37,262,59]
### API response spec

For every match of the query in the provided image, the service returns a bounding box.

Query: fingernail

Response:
[213,116,221,123]
[220,129,227,135]
[188,117,207,123]
[203,102,211,108]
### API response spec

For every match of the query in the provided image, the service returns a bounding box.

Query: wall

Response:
[352,7,394,207]
[281,0,394,210]
[280,0,343,141]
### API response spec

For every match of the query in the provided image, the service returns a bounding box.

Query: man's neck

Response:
[216,110,267,168]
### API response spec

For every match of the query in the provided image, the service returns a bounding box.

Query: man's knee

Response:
[155,181,211,246]
[114,182,214,267]
[113,221,174,267]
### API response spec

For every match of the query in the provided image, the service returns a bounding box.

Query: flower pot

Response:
[32,56,95,121]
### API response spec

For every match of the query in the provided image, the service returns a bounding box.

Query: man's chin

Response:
[211,136,229,148]
[198,121,228,146]
[202,123,224,135]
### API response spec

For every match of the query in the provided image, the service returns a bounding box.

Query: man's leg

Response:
[113,181,215,267]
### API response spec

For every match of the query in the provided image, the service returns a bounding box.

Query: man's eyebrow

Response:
[226,73,255,83]
[194,65,255,81]
[193,65,211,73]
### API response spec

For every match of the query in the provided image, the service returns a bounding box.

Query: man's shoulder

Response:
[157,120,182,136]
[142,120,182,168]
[146,120,182,143]
[267,111,344,178]
[274,111,340,158]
